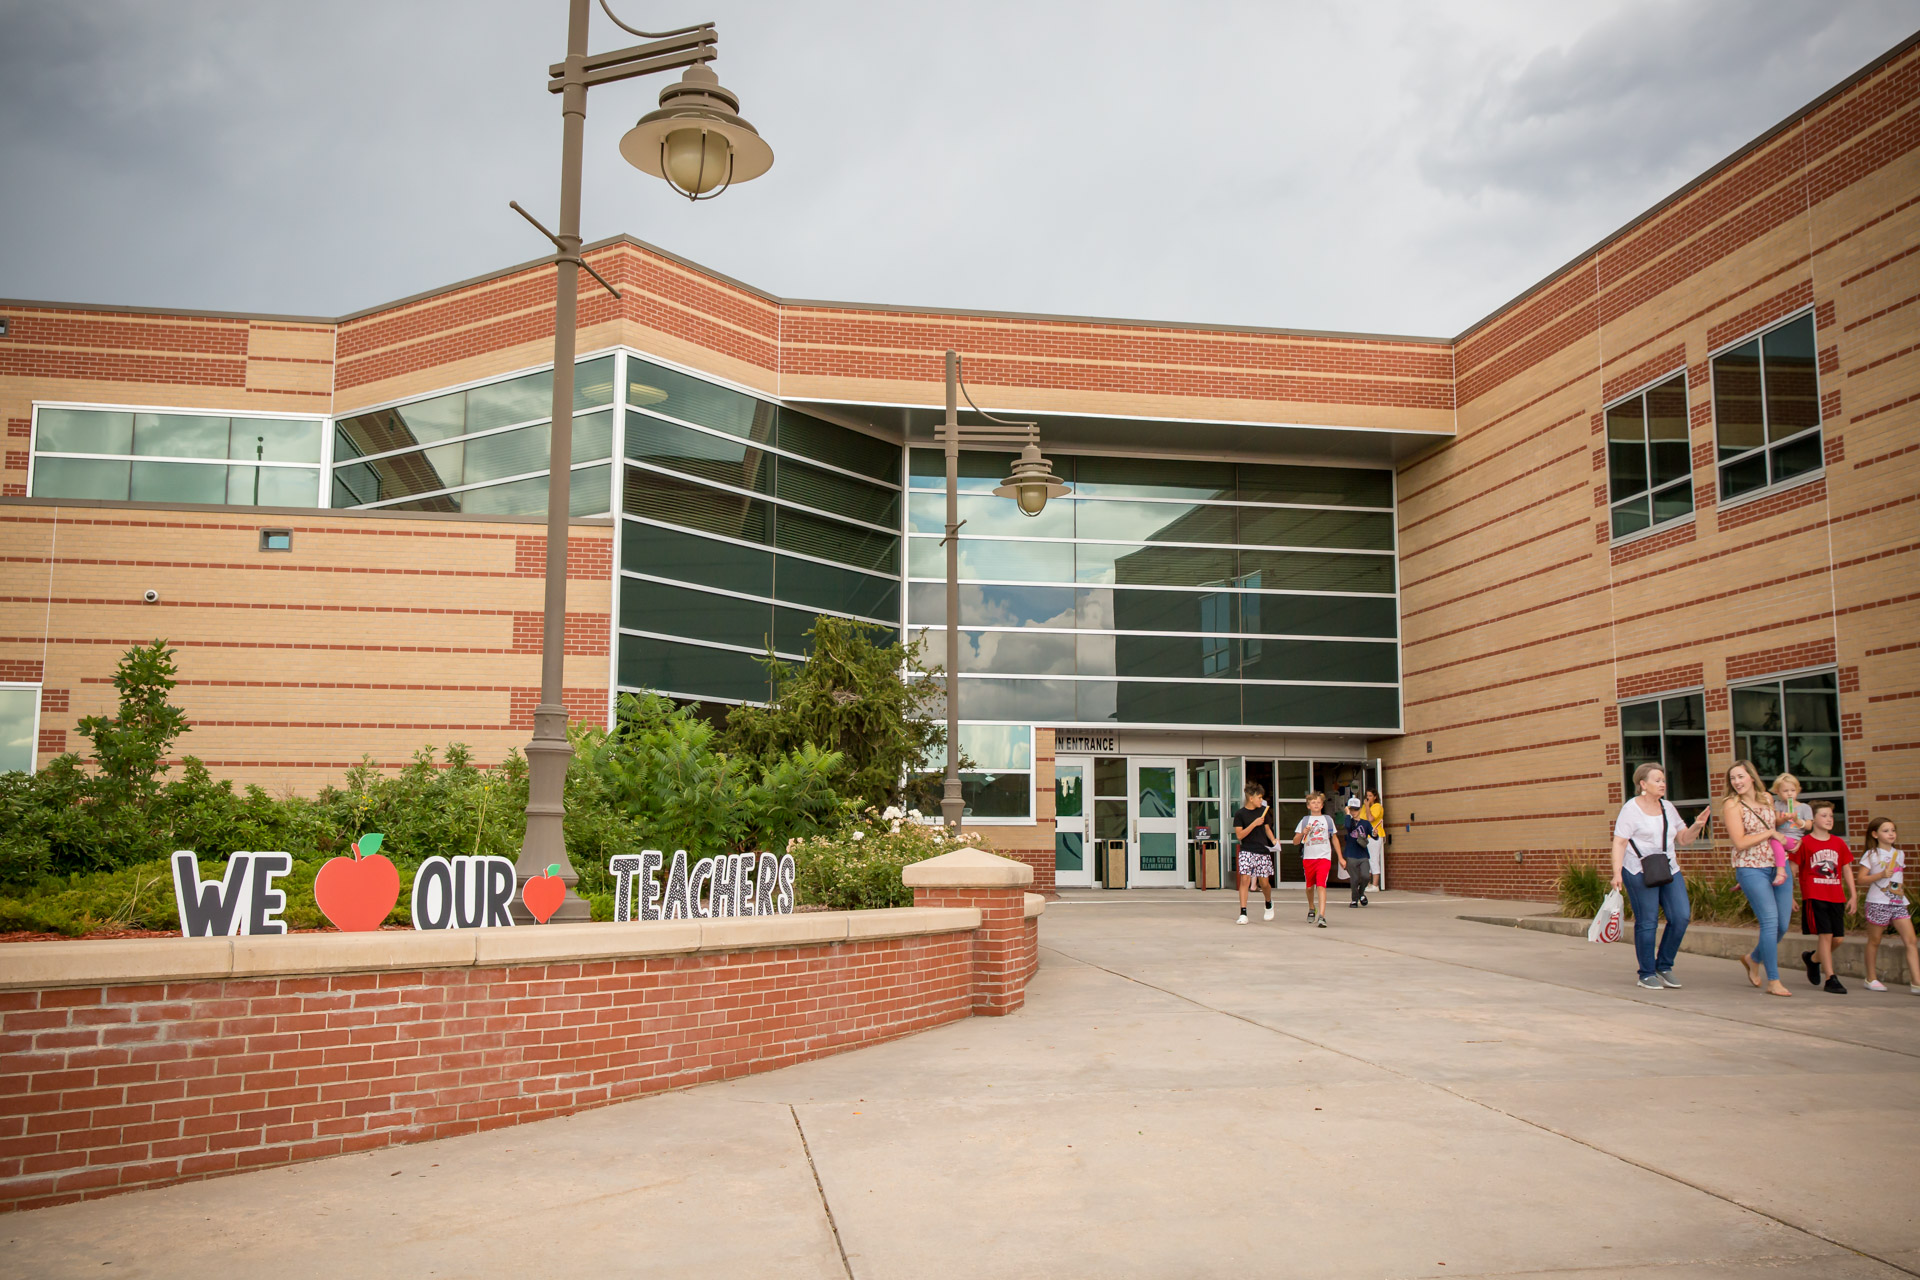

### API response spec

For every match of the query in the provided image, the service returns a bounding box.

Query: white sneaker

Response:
[1865,979,1887,992]
[1262,904,1274,922]
[1237,910,1248,926]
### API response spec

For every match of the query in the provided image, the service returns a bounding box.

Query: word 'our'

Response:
[608,851,796,923]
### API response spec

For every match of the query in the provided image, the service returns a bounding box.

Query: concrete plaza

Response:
[8,890,1918,1278]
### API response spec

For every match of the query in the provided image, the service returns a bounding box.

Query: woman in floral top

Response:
[1724,759,1793,997]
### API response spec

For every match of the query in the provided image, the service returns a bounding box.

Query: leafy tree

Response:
[721,617,945,811]
[74,640,189,803]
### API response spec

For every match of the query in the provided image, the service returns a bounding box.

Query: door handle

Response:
[1130,819,1137,843]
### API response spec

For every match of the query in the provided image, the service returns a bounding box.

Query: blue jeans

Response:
[1622,868,1690,979]
[1735,864,1794,981]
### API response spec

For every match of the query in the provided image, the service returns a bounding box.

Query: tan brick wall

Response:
[1379,43,1920,897]
[0,504,613,794]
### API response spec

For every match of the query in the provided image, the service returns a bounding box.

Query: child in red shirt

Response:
[1793,800,1857,994]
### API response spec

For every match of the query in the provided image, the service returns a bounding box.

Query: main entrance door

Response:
[1053,757,1094,888]
[1130,757,1186,887]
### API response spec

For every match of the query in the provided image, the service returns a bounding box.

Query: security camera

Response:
[142,589,160,604]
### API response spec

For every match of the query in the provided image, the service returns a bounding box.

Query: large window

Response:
[1619,691,1708,806]
[905,450,1400,730]
[907,723,1033,822]
[331,357,615,516]
[617,358,901,704]
[1606,373,1692,540]
[30,409,325,508]
[1732,670,1844,822]
[1711,312,1822,504]
[0,684,39,774]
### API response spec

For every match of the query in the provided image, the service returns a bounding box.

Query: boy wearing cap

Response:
[1343,795,1374,908]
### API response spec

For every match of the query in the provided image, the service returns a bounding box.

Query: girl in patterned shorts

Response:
[1858,816,1919,994]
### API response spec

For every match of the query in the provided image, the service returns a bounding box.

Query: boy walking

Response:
[1343,795,1373,908]
[1232,782,1277,925]
[1292,791,1343,927]
[1793,801,1856,993]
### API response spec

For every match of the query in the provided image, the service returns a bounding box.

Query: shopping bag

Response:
[1587,889,1624,944]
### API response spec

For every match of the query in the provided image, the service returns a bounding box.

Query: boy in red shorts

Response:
[1292,791,1344,927]
[1793,800,1857,994]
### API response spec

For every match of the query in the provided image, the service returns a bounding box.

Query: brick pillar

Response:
[903,849,1039,1016]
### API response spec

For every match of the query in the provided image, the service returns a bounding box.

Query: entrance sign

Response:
[607,850,797,923]
[410,855,518,930]
[172,851,294,937]
[1057,733,1117,754]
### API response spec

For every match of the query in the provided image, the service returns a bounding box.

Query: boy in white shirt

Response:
[1292,791,1344,927]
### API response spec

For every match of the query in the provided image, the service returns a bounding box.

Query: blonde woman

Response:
[1725,759,1793,996]
[1609,762,1708,989]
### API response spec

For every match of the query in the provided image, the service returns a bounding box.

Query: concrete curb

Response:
[1461,913,1916,985]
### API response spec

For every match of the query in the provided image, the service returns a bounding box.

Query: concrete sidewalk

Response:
[9,890,1919,1278]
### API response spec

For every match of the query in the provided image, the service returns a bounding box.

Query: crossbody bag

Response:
[1630,802,1674,888]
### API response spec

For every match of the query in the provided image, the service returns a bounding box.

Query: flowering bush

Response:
[788,807,985,911]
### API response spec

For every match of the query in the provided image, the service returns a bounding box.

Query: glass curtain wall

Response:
[330,357,617,516]
[31,409,325,507]
[906,451,1400,729]
[618,358,901,703]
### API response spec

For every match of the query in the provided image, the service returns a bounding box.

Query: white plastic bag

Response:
[1587,889,1624,944]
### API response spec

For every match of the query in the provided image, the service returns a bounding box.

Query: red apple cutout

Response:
[314,834,401,932]
[522,863,566,924]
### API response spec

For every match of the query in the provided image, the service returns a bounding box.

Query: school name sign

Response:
[167,835,798,937]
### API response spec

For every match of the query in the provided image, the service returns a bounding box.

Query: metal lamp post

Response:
[938,350,1069,829]
[514,0,773,920]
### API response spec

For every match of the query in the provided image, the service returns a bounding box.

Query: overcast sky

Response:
[1,1,1915,337]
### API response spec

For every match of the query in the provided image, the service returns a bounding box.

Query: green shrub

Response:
[790,810,984,911]
[1684,870,1755,927]
[1555,860,1608,920]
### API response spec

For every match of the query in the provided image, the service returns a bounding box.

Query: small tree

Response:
[75,640,189,804]
[721,617,945,812]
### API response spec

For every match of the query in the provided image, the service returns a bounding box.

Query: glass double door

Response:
[1055,755,1188,888]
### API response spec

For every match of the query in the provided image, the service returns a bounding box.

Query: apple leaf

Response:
[545,863,562,879]
[357,833,385,860]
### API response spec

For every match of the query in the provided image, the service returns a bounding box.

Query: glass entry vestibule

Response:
[1055,753,1373,888]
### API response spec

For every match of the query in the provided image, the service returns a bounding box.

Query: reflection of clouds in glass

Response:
[1075,681,1118,722]
[959,724,1031,770]
[1075,589,1114,629]
[1075,633,1116,677]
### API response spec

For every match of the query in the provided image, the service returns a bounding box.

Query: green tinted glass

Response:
[466,368,556,432]
[227,466,320,508]
[777,409,900,483]
[1712,341,1764,456]
[776,456,899,527]
[130,460,227,504]
[0,686,35,773]
[1055,765,1085,818]
[571,409,614,463]
[622,578,773,651]
[31,457,130,500]
[36,409,132,455]
[1236,549,1394,594]
[1238,464,1393,507]
[394,392,465,444]
[629,359,775,442]
[1138,766,1177,817]
[775,555,897,620]
[1074,456,1231,500]
[463,424,550,484]
[230,419,323,463]
[774,506,897,573]
[621,520,773,597]
[1241,683,1399,729]
[623,468,770,544]
[626,412,774,493]
[1054,831,1083,870]
[134,413,228,459]
[618,633,771,703]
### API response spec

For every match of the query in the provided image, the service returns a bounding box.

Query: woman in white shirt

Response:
[1610,762,1709,990]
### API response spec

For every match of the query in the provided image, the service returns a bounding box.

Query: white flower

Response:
[906,809,922,820]
[851,830,865,840]
[882,806,904,821]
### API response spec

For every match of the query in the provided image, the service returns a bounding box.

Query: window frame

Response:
[909,722,1036,825]
[1616,687,1710,808]
[1603,369,1694,545]
[28,402,329,509]
[1728,666,1846,822]
[0,682,42,776]
[1708,308,1825,509]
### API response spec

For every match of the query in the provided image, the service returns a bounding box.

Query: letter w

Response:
[172,852,251,937]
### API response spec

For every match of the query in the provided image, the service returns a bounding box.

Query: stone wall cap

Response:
[1024,893,1046,919]
[901,848,1035,888]
[0,907,990,991]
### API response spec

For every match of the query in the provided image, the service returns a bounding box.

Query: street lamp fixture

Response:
[511,0,772,921]
[938,350,1070,829]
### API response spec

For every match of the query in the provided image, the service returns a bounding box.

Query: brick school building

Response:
[3,36,1917,901]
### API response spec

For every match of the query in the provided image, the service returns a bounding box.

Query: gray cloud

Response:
[0,0,1914,338]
